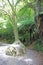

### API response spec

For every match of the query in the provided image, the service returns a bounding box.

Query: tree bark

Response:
[12,14,19,41]
[12,21,19,41]
[36,0,41,29]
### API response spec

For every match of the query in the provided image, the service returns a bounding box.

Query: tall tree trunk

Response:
[37,0,41,29]
[12,20,19,41]
[12,14,19,41]
[34,1,37,27]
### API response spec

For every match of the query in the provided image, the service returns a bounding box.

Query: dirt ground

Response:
[0,43,43,65]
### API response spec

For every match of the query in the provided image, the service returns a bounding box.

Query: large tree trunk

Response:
[13,22,19,41]
[12,16,19,41]
[37,0,41,29]
[11,0,19,41]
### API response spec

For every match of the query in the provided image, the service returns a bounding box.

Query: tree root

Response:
[6,40,26,56]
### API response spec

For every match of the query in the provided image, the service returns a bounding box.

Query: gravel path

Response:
[0,44,43,65]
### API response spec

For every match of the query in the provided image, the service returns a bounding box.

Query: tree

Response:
[0,0,25,41]
[0,0,26,56]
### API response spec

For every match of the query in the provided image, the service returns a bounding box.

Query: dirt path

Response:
[0,44,43,65]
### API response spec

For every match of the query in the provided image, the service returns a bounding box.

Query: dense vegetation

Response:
[0,0,43,52]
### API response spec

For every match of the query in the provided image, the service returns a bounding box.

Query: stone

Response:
[6,41,26,56]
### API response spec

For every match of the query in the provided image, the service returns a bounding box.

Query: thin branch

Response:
[15,0,21,7]
[7,0,14,12]
[12,0,14,5]
[27,3,34,9]
[0,9,12,21]
[7,0,12,8]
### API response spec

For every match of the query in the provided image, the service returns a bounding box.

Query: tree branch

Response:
[0,9,12,21]
[27,3,34,9]
[7,0,12,8]
[7,0,15,12]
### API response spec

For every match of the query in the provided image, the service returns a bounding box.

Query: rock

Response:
[6,41,26,56]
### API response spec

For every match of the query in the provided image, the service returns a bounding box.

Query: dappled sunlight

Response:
[0,17,7,29]
[0,28,1,29]
[0,18,5,22]
[17,23,21,27]
[24,58,33,62]
[3,25,7,29]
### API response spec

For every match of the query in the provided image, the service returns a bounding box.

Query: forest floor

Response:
[0,43,43,65]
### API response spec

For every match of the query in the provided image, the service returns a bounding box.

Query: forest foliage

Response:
[0,0,43,50]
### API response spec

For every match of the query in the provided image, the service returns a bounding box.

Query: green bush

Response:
[0,19,35,45]
[0,18,15,44]
[33,40,43,52]
[18,23,35,46]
